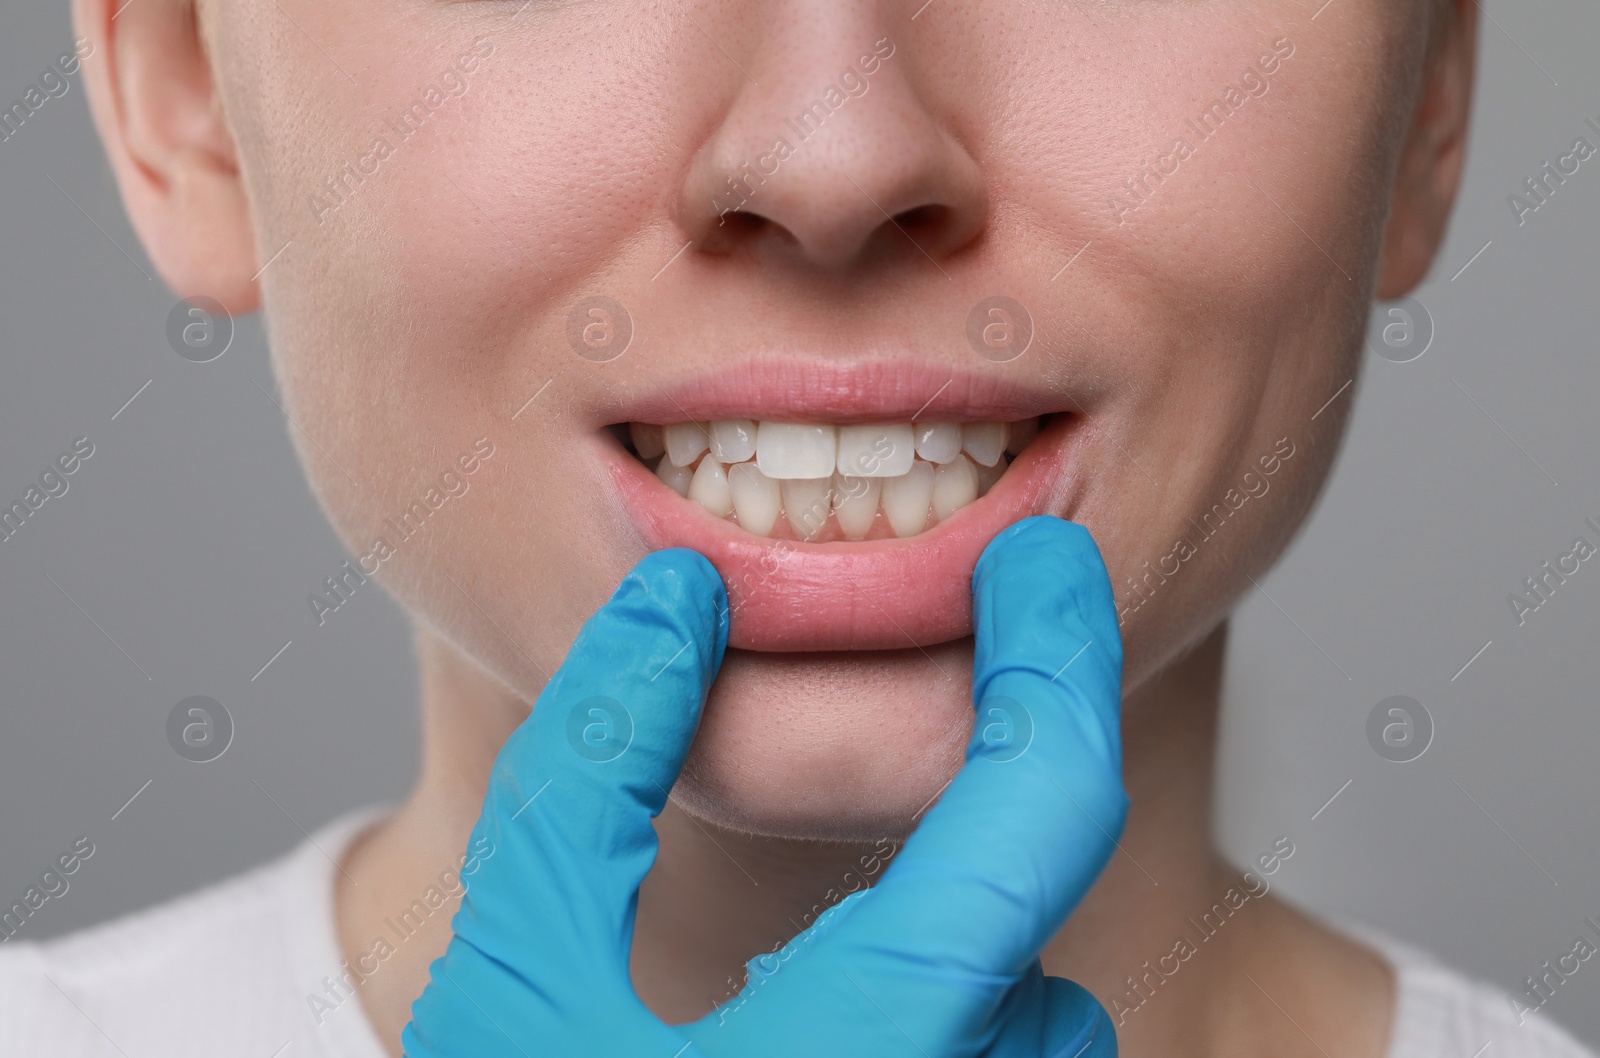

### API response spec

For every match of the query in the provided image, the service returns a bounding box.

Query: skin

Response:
[76,0,1476,1055]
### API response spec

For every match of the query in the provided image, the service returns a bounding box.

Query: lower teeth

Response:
[631,416,1046,541]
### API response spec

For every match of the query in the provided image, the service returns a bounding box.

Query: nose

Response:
[674,8,988,273]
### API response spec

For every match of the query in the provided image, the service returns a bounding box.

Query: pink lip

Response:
[599,359,1089,652]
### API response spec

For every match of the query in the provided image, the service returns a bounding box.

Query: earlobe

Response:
[73,0,260,314]
[1374,0,1479,300]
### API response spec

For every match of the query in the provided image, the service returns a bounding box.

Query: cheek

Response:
[998,9,1403,307]
[219,12,698,689]
[249,16,682,392]
[983,8,1409,684]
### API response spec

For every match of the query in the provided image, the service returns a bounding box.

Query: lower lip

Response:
[602,417,1083,652]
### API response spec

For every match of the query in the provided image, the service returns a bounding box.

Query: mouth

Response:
[619,416,1046,542]
[598,359,1089,652]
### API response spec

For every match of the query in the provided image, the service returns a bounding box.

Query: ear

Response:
[1374,0,1479,299]
[72,0,259,314]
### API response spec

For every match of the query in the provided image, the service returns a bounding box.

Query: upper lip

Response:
[598,354,1091,425]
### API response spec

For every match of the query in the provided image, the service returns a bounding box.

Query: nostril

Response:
[720,211,768,236]
[889,203,960,253]
[893,204,941,229]
[703,209,787,255]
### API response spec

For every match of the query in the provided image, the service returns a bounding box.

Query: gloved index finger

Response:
[971,516,1123,785]
[819,517,1127,987]
[451,547,729,992]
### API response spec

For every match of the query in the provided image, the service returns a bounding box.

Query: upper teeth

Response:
[630,417,1043,540]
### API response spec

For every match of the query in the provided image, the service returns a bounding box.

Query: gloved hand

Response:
[402,515,1128,1058]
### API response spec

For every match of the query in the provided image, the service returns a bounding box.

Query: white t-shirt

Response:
[0,809,1592,1058]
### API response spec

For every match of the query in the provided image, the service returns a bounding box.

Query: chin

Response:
[669,642,979,842]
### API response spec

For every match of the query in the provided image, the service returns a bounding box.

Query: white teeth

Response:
[709,419,757,463]
[631,423,665,461]
[781,477,833,540]
[836,423,916,478]
[832,474,882,540]
[975,453,1007,497]
[1005,417,1040,456]
[638,416,1046,540]
[727,462,781,535]
[688,457,734,518]
[756,422,838,480]
[881,459,935,537]
[656,456,693,497]
[913,422,963,464]
[664,422,710,467]
[933,454,979,519]
[961,422,1008,467]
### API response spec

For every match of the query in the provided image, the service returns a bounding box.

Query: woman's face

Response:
[178,0,1452,838]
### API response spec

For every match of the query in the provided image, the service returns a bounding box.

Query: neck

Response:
[336,618,1389,1057]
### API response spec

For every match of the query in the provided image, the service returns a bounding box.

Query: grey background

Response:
[2,0,1597,1046]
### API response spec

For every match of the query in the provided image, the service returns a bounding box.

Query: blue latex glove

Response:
[403,515,1128,1058]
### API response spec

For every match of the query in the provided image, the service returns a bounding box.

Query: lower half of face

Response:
[227,0,1428,839]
